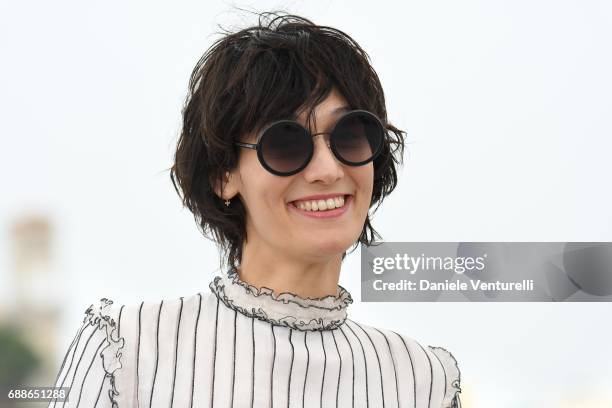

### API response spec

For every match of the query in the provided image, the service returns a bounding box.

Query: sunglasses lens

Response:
[333,112,384,164]
[260,122,311,174]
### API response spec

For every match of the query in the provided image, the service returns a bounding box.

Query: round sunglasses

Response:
[234,110,385,176]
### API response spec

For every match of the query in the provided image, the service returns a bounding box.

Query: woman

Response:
[49,12,462,408]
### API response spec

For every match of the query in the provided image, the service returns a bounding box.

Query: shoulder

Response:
[80,291,210,367]
[98,291,212,339]
[426,345,462,407]
[120,290,210,316]
[78,297,125,375]
[343,318,462,408]
[49,297,126,406]
[80,291,205,349]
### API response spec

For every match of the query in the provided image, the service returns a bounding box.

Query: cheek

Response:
[359,168,375,216]
[340,166,373,221]
[241,167,292,218]
[354,165,375,197]
[238,159,268,212]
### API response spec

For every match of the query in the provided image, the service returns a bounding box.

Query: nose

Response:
[301,134,344,183]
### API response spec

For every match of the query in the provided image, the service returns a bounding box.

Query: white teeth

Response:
[294,196,346,211]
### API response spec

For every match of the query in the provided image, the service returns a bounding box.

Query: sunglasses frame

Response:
[234,109,385,177]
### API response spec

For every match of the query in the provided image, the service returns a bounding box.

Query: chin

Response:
[308,239,353,256]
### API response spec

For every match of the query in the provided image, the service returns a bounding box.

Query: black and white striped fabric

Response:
[48,268,462,407]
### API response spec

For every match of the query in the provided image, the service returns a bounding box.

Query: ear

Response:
[212,169,239,201]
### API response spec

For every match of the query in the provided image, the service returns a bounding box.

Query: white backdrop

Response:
[1,1,611,406]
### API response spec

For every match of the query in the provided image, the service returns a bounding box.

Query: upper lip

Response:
[290,193,351,203]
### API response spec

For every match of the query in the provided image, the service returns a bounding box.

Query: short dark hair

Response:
[169,12,406,271]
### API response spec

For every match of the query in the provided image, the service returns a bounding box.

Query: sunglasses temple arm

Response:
[234,142,258,150]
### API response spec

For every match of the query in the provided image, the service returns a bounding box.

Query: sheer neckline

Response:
[208,265,353,331]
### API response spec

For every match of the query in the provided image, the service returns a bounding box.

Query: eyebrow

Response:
[289,105,351,122]
[331,106,351,115]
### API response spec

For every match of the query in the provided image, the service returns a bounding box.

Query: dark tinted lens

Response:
[332,112,383,164]
[260,122,311,174]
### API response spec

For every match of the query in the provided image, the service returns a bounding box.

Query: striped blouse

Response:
[48,267,462,407]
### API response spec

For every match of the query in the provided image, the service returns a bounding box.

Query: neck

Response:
[238,240,343,299]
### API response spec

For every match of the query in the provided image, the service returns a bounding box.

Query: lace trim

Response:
[83,298,125,408]
[209,266,353,331]
[427,346,462,408]
[451,393,462,408]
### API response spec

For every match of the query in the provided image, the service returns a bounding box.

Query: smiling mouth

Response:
[289,194,352,212]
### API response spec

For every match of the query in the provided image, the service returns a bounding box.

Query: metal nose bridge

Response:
[311,131,332,149]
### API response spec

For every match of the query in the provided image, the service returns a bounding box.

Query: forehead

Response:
[242,88,351,142]
[295,88,351,126]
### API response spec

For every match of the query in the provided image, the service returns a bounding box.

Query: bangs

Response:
[218,15,385,143]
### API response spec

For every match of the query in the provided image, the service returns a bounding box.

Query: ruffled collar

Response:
[209,266,353,331]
